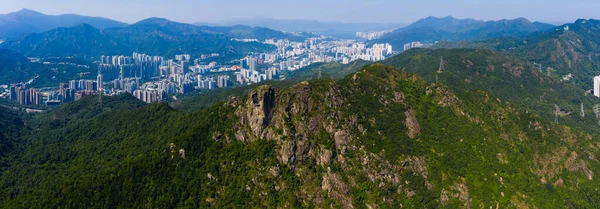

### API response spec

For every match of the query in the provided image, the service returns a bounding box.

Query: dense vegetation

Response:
[383,48,600,134]
[1,63,599,208]
[435,19,600,91]
[0,106,28,165]
[0,49,96,86]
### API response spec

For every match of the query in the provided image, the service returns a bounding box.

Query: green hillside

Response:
[1,64,599,208]
[435,19,600,91]
[0,49,95,86]
[383,48,600,134]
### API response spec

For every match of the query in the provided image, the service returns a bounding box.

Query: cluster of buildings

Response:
[234,56,281,84]
[236,67,280,84]
[403,41,424,51]
[356,30,392,40]
[331,43,394,63]
[264,38,394,70]
[8,78,101,106]
[197,75,230,89]
[2,36,397,107]
[9,84,45,105]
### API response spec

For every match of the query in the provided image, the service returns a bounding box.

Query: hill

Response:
[0,9,127,40]
[1,64,599,208]
[399,16,483,33]
[383,48,600,134]
[0,49,29,71]
[0,49,95,86]
[0,18,277,59]
[434,18,600,94]
[1,24,128,59]
[373,16,554,50]
[0,105,28,166]
[195,24,314,42]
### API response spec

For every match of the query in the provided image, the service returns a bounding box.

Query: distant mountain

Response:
[0,18,277,59]
[0,49,40,84]
[373,16,554,50]
[215,17,407,39]
[194,24,314,42]
[0,9,127,40]
[435,18,600,92]
[384,48,600,133]
[397,16,483,33]
[2,24,127,59]
[0,49,29,71]
[460,18,555,39]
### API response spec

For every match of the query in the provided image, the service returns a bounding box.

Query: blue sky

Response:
[0,0,597,24]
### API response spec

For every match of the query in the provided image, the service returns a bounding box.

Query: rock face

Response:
[405,108,421,139]
[237,85,277,139]
[322,171,354,209]
[334,130,350,154]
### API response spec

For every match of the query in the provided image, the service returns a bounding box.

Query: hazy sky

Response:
[0,0,597,24]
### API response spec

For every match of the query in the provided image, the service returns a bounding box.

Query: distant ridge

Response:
[372,16,555,50]
[0,8,128,39]
[0,17,281,59]
[214,17,407,39]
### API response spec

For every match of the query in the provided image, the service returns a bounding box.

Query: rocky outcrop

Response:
[322,171,353,209]
[405,108,420,139]
[533,147,594,184]
[334,130,350,154]
[236,85,277,140]
[318,148,333,166]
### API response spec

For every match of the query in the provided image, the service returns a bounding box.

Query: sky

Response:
[0,0,597,24]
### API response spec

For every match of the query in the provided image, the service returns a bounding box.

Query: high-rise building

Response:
[181,61,190,75]
[247,56,257,71]
[9,84,17,101]
[176,54,191,61]
[217,75,230,88]
[594,76,600,98]
[240,59,247,69]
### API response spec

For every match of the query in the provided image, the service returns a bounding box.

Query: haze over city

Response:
[1,0,598,24]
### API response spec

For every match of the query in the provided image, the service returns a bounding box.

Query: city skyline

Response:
[1,0,598,25]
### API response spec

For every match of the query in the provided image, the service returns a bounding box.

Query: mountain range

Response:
[211,17,407,39]
[372,16,555,50]
[195,24,315,42]
[435,18,600,93]
[0,18,280,59]
[0,9,314,59]
[0,9,127,40]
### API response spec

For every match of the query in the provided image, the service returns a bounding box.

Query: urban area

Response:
[1,36,396,106]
